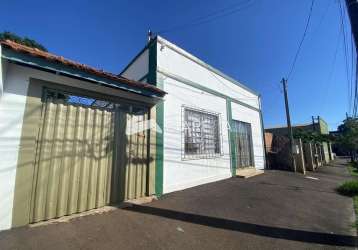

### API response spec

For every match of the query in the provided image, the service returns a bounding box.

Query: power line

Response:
[319,20,343,114]
[353,60,358,116]
[157,0,256,35]
[313,0,332,34]
[338,0,352,114]
[287,0,315,80]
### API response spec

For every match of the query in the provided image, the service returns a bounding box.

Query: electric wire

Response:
[157,0,256,35]
[319,20,343,114]
[338,0,353,114]
[287,0,315,80]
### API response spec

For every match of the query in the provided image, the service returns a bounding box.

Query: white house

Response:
[121,36,265,194]
[0,36,265,231]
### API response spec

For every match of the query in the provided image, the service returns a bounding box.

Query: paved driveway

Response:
[0,158,356,249]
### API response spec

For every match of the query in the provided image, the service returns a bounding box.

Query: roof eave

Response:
[1,47,165,101]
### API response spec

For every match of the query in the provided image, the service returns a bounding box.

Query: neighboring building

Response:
[0,40,165,231]
[0,36,265,231]
[265,116,333,165]
[121,36,265,194]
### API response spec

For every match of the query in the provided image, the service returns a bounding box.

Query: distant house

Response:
[265,116,334,165]
[0,36,265,231]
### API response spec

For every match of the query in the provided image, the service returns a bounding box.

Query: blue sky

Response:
[0,0,355,130]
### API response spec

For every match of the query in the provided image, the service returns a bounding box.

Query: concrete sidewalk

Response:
[0,158,356,249]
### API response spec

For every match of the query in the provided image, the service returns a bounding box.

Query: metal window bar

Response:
[182,107,221,159]
[42,88,148,115]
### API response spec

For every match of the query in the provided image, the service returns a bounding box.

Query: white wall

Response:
[231,102,264,170]
[0,45,7,98]
[156,37,264,193]
[0,45,2,97]
[161,73,231,193]
[116,37,263,194]
[157,36,259,109]
[0,63,29,231]
[121,49,149,81]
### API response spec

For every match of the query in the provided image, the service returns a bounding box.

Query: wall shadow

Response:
[122,204,357,247]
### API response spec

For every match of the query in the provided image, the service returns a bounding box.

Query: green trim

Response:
[157,68,260,112]
[226,99,237,176]
[147,38,157,85]
[2,48,163,98]
[147,39,164,196]
[155,100,164,196]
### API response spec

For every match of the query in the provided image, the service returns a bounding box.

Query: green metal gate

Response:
[30,96,115,223]
[30,90,150,223]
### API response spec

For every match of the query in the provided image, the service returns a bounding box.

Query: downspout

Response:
[258,95,267,169]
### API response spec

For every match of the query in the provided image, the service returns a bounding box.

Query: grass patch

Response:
[348,162,358,177]
[342,161,358,228]
[337,180,358,196]
[354,196,358,228]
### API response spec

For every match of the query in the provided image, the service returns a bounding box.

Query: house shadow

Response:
[122,204,357,247]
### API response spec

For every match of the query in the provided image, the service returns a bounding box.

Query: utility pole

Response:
[282,78,296,172]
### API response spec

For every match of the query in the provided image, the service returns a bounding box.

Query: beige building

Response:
[265,116,334,171]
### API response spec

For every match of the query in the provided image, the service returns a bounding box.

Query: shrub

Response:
[352,161,358,168]
[337,180,358,196]
[0,31,47,52]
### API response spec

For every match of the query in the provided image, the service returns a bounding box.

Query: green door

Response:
[30,89,150,223]
[232,120,255,169]
[30,94,115,223]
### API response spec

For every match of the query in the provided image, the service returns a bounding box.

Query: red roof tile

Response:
[0,39,166,96]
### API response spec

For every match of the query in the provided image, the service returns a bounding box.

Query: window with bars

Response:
[183,107,221,159]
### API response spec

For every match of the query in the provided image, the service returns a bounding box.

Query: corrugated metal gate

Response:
[111,111,149,203]
[30,90,149,223]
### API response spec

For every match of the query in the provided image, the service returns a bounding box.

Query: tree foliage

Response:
[0,31,47,52]
[293,128,333,143]
[336,118,358,158]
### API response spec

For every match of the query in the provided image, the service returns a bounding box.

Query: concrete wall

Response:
[121,49,149,81]
[160,72,231,193]
[156,37,262,193]
[231,102,264,170]
[0,63,30,230]
[157,37,259,109]
[322,142,330,164]
[303,142,315,171]
[294,139,306,174]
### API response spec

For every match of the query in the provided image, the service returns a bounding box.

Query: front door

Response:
[232,120,254,169]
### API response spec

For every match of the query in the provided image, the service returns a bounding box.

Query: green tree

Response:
[337,118,358,161]
[293,128,333,143]
[0,31,47,52]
